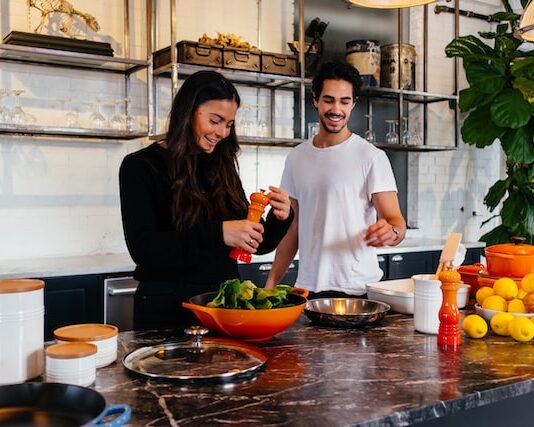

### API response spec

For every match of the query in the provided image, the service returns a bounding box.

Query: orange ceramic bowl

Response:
[182,288,308,342]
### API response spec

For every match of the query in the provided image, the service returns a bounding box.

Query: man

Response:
[265,60,406,297]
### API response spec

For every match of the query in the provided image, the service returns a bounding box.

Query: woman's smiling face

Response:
[192,99,238,154]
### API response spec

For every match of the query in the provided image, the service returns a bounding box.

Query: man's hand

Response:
[365,218,399,247]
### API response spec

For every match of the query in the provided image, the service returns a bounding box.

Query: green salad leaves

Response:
[207,279,295,310]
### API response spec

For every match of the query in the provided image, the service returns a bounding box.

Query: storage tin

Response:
[261,52,297,76]
[380,43,416,90]
[54,323,118,368]
[345,40,381,87]
[223,47,261,72]
[0,279,44,385]
[46,342,97,387]
[152,41,223,70]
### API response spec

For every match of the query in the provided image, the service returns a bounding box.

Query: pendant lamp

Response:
[348,0,436,9]
[519,0,534,42]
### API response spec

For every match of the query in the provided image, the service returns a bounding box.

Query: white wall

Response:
[0,0,509,262]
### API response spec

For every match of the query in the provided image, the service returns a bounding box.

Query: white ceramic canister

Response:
[46,342,97,387]
[54,323,118,368]
[0,279,45,385]
[413,274,442,335]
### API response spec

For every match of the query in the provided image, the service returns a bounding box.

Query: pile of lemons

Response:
[463,273,534,343]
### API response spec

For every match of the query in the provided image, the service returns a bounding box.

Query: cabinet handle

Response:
[377,256,386,262]
[108,286,138,296]
[258,262,295,272]
[391,255,404,262]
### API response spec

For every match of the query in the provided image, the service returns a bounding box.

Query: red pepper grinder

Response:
[229,190,271,264]
[437,270,462,349]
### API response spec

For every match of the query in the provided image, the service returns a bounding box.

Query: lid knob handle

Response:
[511,236,526,245]
[184,326,209,347]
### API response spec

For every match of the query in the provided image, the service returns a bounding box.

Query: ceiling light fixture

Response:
[519,0,534,42]
[348,0,436,9]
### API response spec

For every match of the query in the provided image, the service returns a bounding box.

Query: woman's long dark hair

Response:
[166,70,247,230]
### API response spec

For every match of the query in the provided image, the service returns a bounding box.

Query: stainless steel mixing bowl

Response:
[304,298,390,328]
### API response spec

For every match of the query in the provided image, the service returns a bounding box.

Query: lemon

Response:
[508,317,534,342]
[490,312,515,336]
[482,295,507,312]
[521,273,534,293]
[476,286,495,306]
[518,289,527,300]
[462,314,488,338]
[493,277,518,301]
[508,299,527,313]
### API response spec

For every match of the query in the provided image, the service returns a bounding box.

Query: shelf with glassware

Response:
[0,0,150,140]
[149,60,304,146]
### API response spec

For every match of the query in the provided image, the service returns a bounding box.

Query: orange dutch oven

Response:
[485,237,534,278]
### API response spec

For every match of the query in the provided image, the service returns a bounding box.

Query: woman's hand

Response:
[267,186,291,221]
[222,220,264,252]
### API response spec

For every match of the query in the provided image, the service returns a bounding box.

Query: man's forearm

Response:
[265,226,298,288]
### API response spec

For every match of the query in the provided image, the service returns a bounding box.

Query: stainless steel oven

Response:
[103,276,139,332]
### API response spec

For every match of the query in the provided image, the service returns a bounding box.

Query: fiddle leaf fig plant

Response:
[445,0,534,245]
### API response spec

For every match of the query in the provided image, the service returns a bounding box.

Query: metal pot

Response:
[485,237,534,278]
[0,382,130,426]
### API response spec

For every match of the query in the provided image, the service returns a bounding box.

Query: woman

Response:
[119,71,293,330]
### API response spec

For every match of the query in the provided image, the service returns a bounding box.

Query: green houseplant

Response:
[445,0,534,245]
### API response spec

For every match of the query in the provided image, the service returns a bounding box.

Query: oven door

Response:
[103,276,139,332]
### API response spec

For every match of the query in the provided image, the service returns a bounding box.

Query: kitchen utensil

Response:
[182,288,308,341]
[123,326,268,382]
[54,323,118,368]
[485,237,534,277]
[229,190,271,264]
[0,279,44,385]
[0,382,130,426]
[366,278,470,314]
[45,342,97,387]
[475,304,534,323]
[437,270,461,348]
[304,298,390,328]
[435,232,463,278]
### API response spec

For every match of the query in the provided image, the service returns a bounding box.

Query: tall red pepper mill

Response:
[437,270,462,349]
[229,191,271,264]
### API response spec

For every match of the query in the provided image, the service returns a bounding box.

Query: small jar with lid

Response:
[46,342,97,386]
[54,323,118,368]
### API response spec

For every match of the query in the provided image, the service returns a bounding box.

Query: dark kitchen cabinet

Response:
[386,251,435,280]
[40,274,104,340]
[239,261,299,288]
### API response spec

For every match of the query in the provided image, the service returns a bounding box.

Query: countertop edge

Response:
[361,379,534,426]
[0,240,485,279]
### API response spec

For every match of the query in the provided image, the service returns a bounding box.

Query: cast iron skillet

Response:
[0,382,131,427]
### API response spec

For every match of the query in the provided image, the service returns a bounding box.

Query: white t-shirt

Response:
[281,133,398,295]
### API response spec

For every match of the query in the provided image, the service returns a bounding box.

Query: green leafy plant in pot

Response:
[445,0,534,245]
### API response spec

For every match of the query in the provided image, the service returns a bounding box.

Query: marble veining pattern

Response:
[87,313,534,426]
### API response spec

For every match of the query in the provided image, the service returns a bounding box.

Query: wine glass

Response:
[110,99,126,130]
[258,106,269,137]
[59,97,80,127]
[401,117,410,145]
[124,98,136,132]
[385,120,399,144]
[11,89,35,125]
[90,97,107,129]
[364,114,376,143]
[0,89,10,123]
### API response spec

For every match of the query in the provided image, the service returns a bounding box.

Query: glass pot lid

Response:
[123,326,268,382]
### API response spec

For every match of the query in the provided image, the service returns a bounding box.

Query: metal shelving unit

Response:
[147,0,459,151]
[0,0,149,140]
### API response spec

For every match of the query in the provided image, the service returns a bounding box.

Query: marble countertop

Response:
[0,239,485,279]
[92,313,534,426]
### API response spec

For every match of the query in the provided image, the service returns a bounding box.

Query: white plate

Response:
[474,304,534,322]
[366,278,470,314]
